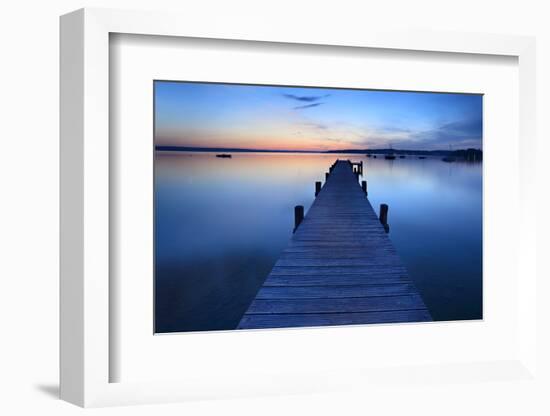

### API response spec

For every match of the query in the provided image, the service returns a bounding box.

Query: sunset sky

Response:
[154,81,482,152]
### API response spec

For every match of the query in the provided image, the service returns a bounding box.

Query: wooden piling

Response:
[379,203,389,233]
[361,180,367,194]
[315,181,322,196]
[325,172,329,181]
[294,205,304,232]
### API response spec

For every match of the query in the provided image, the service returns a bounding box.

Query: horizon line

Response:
[155,145,483,154]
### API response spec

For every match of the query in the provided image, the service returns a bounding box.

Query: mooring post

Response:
[360,161,363,175]
[362,180,367,194]
[325,172,329,181]
[294,205,304,232]
[379,203,389,233]
[315,181,322,196]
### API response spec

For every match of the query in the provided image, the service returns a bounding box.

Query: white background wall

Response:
[1,1,548,414]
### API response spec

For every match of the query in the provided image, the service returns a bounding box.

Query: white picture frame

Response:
[60,7,538,408]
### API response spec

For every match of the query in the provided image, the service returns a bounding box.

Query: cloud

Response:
[293,103,324,110]
[379,126,413,134]
[436,118,482,139]
[408,117,483,148]
[328,117,482,150]
[283,93,330,103]
[301,121,328,130]
[358,117,482,150]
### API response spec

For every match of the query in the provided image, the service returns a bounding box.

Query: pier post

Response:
[379,204,389,233]
[361,180,367,194]
[325,172,329,181]
[360,161,363,175]
[294,205,304,232]
[315,181,322,196]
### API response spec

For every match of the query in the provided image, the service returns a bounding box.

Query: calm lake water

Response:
[155,152,482,333]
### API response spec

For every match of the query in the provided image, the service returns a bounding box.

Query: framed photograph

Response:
[152,80,481,333]
[60,8,538,407]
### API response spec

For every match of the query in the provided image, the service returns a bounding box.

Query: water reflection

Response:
[155,152,482,332]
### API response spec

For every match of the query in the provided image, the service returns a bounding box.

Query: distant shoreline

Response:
[155,145,321,154]
[155,145,482,158]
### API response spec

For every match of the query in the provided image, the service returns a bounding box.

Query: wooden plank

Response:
[264,274,410,286]
[246,295,427,314]
[256,283,419,299]
[274,258,405,267]
[238,160,431,329]
[238,310,432,329]
[269,266,408,276]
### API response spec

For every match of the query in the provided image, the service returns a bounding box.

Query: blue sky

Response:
[154,81,482,151]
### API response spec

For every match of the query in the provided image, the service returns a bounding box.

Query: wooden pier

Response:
[237,160,431,329]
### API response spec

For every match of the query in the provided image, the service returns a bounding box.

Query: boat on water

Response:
[399,155,406,159]
[366,154,371,158]
[418,156,426,159]
[385,144,396,160]
[216,154,232,158]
